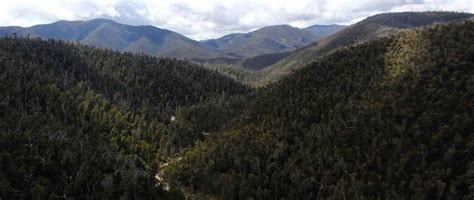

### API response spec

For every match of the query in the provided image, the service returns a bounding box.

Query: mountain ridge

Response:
[0,19,345,59]
[164,20,474,199]
[1,11,473,199]
[0,18,224,59]
[255,11,474,86]
[201,24,345,57]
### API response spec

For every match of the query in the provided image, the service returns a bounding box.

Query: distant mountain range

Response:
[0,19,223,59]
[201,24,345,57]
[0,19,344,59]
[2,11,469,83]
[189,12,473,86]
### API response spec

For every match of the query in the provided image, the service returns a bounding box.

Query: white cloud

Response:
[0,0,473,40]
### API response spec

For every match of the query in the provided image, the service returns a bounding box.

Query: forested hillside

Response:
[194,24,345,73]
[1,12,473,200]
[164,21,474,199]
[257,11,473,86]
[0,37,249,199]
[201,24,344,58]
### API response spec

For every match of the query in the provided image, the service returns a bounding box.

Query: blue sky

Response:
[0,0,473,40]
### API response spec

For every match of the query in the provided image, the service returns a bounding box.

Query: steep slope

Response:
[124,36,161,55]
[194,25,345,73]
[164,21,474,199]
[80,22,131,49]
[0,19,222,59]
[257,11,473,86]
[201,33,244,49]
[201,24,344,58]
[303,24,346,37]
[0,37,249,199]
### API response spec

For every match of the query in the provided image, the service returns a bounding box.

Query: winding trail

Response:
[155,157,183,191]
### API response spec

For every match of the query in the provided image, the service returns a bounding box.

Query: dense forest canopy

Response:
[164,21,474,199]
[0,37,249,199]
[256,11,473,86]
[1,12,473,200]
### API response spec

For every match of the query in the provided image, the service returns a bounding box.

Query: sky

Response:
[0,0,473,40]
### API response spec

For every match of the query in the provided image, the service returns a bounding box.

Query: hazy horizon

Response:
[1,0,473,40]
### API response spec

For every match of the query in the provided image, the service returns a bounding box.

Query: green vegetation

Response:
[1,13,473,200]
[201,64,260,86]
[201,24,343,58]
[257,11,473,86]
[0,37,248,199]
[165,21,474,199]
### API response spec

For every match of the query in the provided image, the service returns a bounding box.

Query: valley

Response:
[1,11,473,199]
